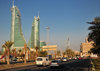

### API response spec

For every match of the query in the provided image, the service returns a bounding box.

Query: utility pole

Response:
[67,37,70,49]
[46,27,50,45]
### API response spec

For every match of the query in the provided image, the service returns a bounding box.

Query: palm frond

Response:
[2,41,14,48]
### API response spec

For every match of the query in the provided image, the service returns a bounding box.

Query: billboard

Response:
[42,45,57,51]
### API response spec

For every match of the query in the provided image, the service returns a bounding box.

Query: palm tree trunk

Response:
[35,50,38,61]
[55,51,56,59]
[7,48,10,65]
[24,43,27,63]
[24,50,26,63]
[2,41,14,64]
[14,49,16,58]
[24,47,26,63]
[4,49,7,62]
[28,50,29,61]
[33,51,34,60]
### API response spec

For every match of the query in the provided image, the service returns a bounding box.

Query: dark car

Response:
[11,58,17,62]
[50,60,61,67]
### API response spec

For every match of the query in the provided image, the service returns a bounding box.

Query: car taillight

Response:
[35,62,36,64]
[50,62,51,65]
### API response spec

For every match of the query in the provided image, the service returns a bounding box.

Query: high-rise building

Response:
[40,41,46,47]
[28,16,40,48]
[40,41,46,51]
[80,37,94,57]
[10,2,26,50]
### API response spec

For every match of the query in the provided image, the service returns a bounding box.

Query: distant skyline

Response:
[0,0,100,51]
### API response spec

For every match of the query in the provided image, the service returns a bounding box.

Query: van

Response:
[36,57,51,66]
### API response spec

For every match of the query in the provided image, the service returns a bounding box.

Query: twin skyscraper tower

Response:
[11,2,40,50]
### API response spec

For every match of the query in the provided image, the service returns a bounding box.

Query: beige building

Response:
[80,37,94,57]
[42,45,57,58]
[74,50,80,56]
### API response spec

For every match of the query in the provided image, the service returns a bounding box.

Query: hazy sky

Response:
[0,0,100,51]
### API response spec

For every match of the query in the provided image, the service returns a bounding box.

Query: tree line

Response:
[1,41,47,65]
[87,17,100,56]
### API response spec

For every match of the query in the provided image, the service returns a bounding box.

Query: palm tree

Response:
[87,17,100,55]
[24,43,27,63]
[66,48,75,58]
[38,51,47,57]
[30,51,33,60]
[12,48,17,58]
[55,51,57,59]
[57,50,61,57]
[2,41,14,65]
[27,47,30,61]
[34,46,40,60]
[11,48,17,58]
[62,52,66,57]
[18,49,22,56]
[12,49,15,56]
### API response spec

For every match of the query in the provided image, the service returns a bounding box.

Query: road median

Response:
[0,62,35,70]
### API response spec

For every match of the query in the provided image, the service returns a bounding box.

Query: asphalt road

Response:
[1,59,91,71]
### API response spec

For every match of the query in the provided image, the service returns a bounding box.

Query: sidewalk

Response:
[0,62,35,70]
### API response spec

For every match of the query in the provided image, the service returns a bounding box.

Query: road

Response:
[1,59,91,71]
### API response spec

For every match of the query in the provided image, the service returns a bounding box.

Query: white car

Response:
[36,57,51,66]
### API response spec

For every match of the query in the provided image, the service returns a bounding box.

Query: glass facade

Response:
[28,19,35,48]
[40,41,46,47]
[10,6,26,48]
[28,16,40,48]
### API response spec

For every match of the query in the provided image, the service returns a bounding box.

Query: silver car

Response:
[50,60,61,67]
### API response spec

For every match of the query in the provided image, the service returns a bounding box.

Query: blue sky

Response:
[0,0,100,51]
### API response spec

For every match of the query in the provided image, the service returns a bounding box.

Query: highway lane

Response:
[1,59,91,71]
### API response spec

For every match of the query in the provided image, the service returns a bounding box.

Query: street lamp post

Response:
[46,27,50,45]
[67,37,70,48]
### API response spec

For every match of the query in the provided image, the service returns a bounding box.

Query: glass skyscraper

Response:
[10,4,26,50]
[28,16,40,48]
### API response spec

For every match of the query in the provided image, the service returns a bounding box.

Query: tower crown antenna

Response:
[38,11,40,17]
[38,11,39,16]
[12,0,14,7]
[37,11,40,19]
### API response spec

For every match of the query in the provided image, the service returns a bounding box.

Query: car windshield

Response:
[62,58,66,59]
[37,58,42,61]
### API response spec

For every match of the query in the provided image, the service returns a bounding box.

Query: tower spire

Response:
[38,11,39,17]
[37,11,40,19]
[12,0,14,7]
